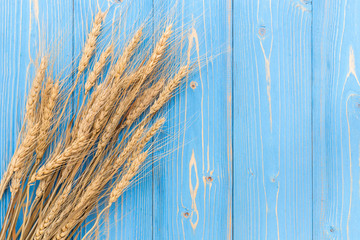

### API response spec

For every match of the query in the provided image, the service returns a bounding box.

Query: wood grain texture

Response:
[313,0,360,239]
[233,0,312,239]
[152,0,232,239]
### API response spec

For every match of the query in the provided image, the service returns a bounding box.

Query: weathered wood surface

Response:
[233,0,313,239]
[2,0,360,239]
[313,0,360,239]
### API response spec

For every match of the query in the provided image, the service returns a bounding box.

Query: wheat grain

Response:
[44,202,73,239]
[10,170,22,198]
[35,179,48,201]
[55,219,76,240]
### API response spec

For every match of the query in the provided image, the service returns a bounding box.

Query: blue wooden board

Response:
[313,0,360,239]
[2,0,360,239]
[233,0,312,239]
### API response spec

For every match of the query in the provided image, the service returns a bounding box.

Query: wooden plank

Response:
[233,0,312,239]
[0,0,73,223]
[313,0,360,238]
[152,0,232,239]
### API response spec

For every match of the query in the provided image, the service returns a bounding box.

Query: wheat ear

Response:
[25,57,48,126]
[44,202,73,239]
[54,126,147,240]
[110,27,143,80]
[52,10,105,141]
[0,122,39,198]
[85,44,113,94]
[34,185,71,240]
[92,29,144,133]
[119,25,173,92]
[124,78,165,127]
[75,82,109,136]
[9,123,40,196]
[95,93,134,156]
[149,65,188,116]
[77,10,106,76]
[143,24,173,77]
[31,135,89,182]
[118,24,173,92]
[33,84,113,182]
[95,26,173,155]
[55,85,114,181]
[55,174,106,240]
[36,78,59,162]
[109,151,148,203]
[90,79,125,136]
[77,124,145,198]
[94,24,172,144]
[122,117,165,172]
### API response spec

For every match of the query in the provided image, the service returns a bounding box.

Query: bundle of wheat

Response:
[0,7,191,240]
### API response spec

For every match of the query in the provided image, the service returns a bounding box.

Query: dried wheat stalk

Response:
[0,7,193,240]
